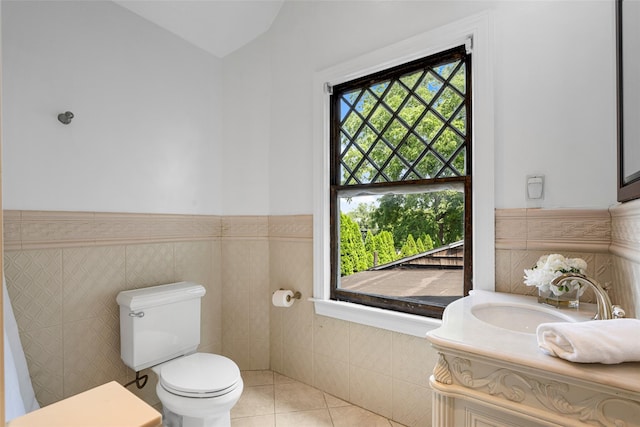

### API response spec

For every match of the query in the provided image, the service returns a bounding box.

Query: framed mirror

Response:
[617,0,640,202]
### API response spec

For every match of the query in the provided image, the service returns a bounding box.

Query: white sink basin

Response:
[471,303,575,334]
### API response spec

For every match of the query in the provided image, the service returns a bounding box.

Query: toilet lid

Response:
[159,353,241,398]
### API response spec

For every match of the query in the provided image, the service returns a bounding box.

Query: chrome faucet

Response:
[550,273,626,320]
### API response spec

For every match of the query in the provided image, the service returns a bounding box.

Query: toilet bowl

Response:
[117,282,243,427]
[152,353,243,427]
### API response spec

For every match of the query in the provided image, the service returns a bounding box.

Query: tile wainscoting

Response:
[3,211,223,408]
[496,203,640,320]
[4,204,640,426]
[610,200,640,319]
[495,208,612,304]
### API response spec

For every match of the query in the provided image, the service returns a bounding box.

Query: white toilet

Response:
[117,282,243,427]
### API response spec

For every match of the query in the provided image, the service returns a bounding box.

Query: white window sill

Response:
[311,298,442,337]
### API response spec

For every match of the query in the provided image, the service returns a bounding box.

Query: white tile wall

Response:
[5,205,640,427]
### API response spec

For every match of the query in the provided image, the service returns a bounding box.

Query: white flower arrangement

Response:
[523,254,587,296]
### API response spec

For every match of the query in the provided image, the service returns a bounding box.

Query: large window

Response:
[330,46,472,318]
[313,13,494,336]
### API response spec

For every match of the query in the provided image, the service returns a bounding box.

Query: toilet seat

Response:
[159,353,241,398]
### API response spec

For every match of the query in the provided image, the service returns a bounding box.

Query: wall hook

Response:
[57,111,74,125]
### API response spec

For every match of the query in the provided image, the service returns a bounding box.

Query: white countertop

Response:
[426,290,640,396]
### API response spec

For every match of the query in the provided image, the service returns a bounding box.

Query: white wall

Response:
[223,0,617,215]
[220,35,272,215]
[492,1,616,209]
[2,1,618,216]
[2,1,224,215]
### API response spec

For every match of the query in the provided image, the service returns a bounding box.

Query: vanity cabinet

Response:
[427,291,640,427]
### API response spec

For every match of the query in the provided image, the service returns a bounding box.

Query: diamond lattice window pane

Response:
[451,147,466,175]
[369,140,393,171]
[336,53,468,186]
[434,87,463,121]
[405,171,420,180]
[435,60,460,79]
[415,72,443,104]
[450,67,466,94]
[414,111,444,142]
[340,150,360,176]
[383,155,409,181]
[341,144,365,183]
[398,95,426,128]
[341,164,354,185]
[343,89,361,106]
[383,119,409,148]
[371,81,390,97]
[400,70,423,91]
[383,81,409,112]
[451,107,466,135]
[340,132,351,154]
[433,128,464,161]
[353,162,375,184]
[415,152,444,179]
[398,134,426,165]
[369,104,393,133]
[354,125,377,152]
[360,90,378,118]
[342,111,363,138]
[438,167,455,178]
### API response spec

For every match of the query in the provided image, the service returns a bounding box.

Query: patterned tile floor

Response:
[231,370,407,427]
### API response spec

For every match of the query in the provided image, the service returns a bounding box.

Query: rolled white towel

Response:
[536,319,640,364]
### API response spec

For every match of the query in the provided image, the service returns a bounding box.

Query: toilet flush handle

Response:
[128,311,145,318]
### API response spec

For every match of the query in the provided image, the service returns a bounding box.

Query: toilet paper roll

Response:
[272,290,295,307]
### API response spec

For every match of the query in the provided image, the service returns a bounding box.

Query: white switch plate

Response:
[526,175,544,200]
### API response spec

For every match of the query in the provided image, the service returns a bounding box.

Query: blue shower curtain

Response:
[4,276,39,421]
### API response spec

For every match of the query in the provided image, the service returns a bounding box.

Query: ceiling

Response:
[114,0,285,58]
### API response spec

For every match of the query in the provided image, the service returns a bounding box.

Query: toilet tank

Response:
[117,282,206,372]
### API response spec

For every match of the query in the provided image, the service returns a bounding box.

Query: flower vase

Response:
[537,287,580,309]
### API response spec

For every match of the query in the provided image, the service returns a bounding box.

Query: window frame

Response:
[312,12,494,337]
[329,46,473,319]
